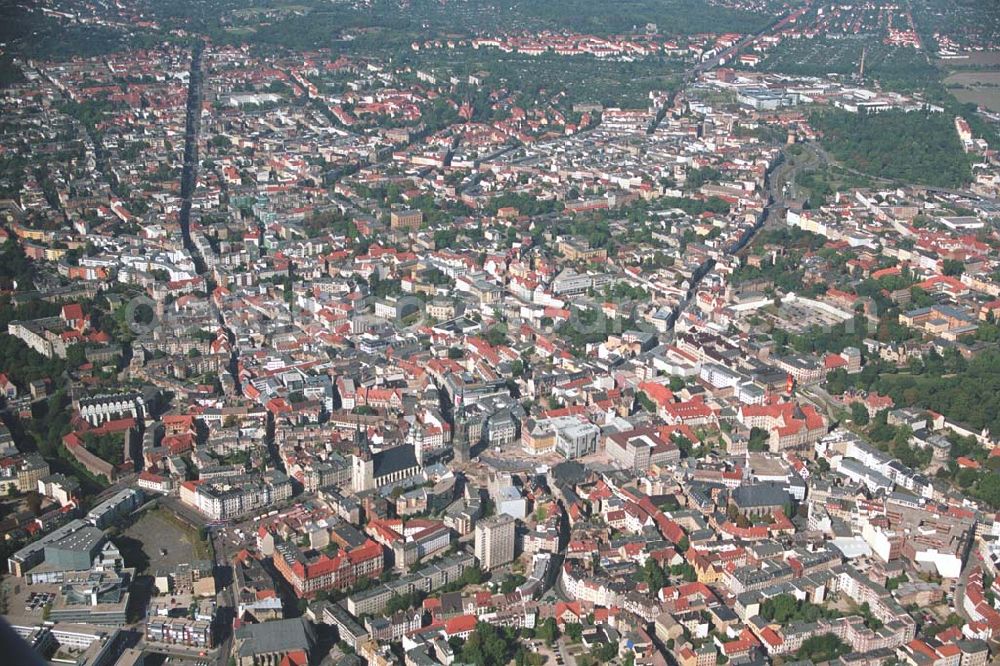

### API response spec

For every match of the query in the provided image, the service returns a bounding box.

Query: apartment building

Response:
[475,514,516,571]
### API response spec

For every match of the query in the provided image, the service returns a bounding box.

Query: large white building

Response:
[180,472,292,521]
[474,514,515,571]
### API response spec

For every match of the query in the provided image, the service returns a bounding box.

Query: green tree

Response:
[811,109,972,188]
[538,617,559,645]
[850,402,870,426]
[591,642,617,661]
[640,558,667,591]
[942,259,964,277]
[461,623,515,666]
[500,574,526,594]
[385,590,425,614]
[796,633,850,662]
[748,427,770,452]
[564,623,583,643]
[974,473,1000,509]
[761,594,799,623]
[460,565,485,586]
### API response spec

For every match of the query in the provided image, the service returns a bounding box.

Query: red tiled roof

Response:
[444,614,478,636]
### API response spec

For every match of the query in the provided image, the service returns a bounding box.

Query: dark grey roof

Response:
[439,591,464,614]
[373,444,419,479]
[550,460,587,485]
[235,617,315,656]
[47,525,104,553]
[332,524,367,549]
[732,483,789,509]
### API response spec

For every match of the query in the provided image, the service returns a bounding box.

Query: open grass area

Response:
[945,72,1000,112]
[792,162,878,208]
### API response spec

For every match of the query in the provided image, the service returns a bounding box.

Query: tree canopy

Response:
[811,109,972,188]
[460,622,516,666]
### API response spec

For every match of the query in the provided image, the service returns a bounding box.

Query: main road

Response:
[661,145,794,337]
[210,527,236,666]
[156,495,236,666]
[648,5,810,133]
[179,41,208,272]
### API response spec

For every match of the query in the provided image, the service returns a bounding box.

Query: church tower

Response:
[352,446,374,493]
[453,407,470,464]
[351,425,374,492]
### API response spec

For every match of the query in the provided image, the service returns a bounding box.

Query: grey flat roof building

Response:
[44,525,105,571]
[235,617,315,663]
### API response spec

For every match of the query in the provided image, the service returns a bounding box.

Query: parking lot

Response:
[1,582,61,626]
[122,508,208,573]
[23,590,55,615]
[773,300,851,334]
